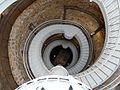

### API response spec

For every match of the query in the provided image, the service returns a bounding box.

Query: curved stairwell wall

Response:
[0,0,34,89]
[0,0,120,90]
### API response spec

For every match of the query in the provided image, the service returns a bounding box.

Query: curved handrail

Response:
[75,0,120,88]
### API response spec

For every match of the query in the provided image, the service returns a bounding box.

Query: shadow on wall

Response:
[0,0,35,90]
[115,84,120,90]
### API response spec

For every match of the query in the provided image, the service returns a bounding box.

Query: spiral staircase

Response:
[0,0,120,90]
